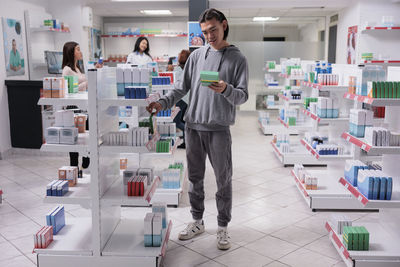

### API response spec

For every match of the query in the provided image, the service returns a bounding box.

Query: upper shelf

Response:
[278,93,303,104]
[300,139,353,161]
[363,26,400,31]
[30,27,70,33]
[364,60,400,64]
[38,92,88,109]
[100,176,160,206]
[101,34,187,38]
[339,177,400,209]
[301,81,348,91]
[301,107,349,124]
[278,73,304,80]
[343,92,400,106]
[277,117,312,131]
[341,132,400,155]
[41,131,89,154]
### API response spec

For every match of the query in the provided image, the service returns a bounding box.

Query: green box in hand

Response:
[200,71,219,86]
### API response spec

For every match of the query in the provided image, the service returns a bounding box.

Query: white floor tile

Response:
[0,221,41,241]
[185,234,240,259]
[214,247,273,267]
[0,241,23,261]
[162,245,209,267]
[228,224,265,246]
[0,255,35,267]
[264,261,290,267]
[279,248,338,267]
[9,235,34,255]
[0,211,32,227]
[245,235,299,260]
[271,226,324,247]
[303,236,342,261]
[196,259,227,267]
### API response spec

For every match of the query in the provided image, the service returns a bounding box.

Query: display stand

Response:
[35,68,174,267]
[325,67,400,267]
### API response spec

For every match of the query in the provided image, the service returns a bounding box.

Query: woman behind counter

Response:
[126,37,153,66]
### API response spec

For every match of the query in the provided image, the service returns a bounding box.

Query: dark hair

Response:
[62,41,82,73]
[199,8,229,40]
[134,37,152,58]
[178,49,190,68]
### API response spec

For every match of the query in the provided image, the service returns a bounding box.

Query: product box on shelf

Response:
[152,203,168,229]
[343,226,369,251]
[58,166,78,186]
[45,127,62,144]
[349,109,374,138]
[329,214,352,235]
[357,170,393,200]
[120,158,128,170]
[43,78,52,98]
[144,213,154,247]
[344,160,368,186]
[46,206,65,235]
[55,110,75,127]
[34,225,53,249]
[60,127,78,145]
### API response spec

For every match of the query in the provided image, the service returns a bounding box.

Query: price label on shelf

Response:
[345,183,349,189]
[346,136,350,141]
[357,195,363,202]
[388,27,392,30]
[354,95,358,101]
[346,94,351,99]
[361,144,367,150]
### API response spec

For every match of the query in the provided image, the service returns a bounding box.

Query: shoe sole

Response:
[178,229,205,240]
[217,243,231,250]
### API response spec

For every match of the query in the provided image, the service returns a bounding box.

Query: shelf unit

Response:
[300,139,353,161]
[301,107,349,124]
[35,68,174,267]
[325,66,400,266]
[270,141,325,167]
[364,60,400,64]
[38,92,88,110]
[44,175,91,206]
[363,26,400,31]
[101,34,187,38]
[301,81,348,91]
[277,93,303,104]
[291,170,365,210]
[30,27,70,33]
[258,120,298,135]
[40,131,90,155]
[343,92,400,106]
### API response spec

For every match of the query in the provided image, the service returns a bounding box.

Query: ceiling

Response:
[80,0,353,18]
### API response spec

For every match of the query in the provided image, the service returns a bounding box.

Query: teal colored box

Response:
[332,109,339,118]
[200,71,219,86]
[117,83,125,96]
[350,123,365,138]
[317,108,327,118]
[152,234,162,247]
[327,109,333,118]
[144,235,153,247]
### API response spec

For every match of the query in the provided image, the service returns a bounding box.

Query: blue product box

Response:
[386,177,393,200]
[345,163,366,186]
[152,234,162,247]
[373,177,380,200]
[327,109,333,118]
[57,181,69,196]
[52,181,61,196]
[358,175,374,199]
[52,206,65,234]
[144,235,153,247]
[124,87,131,99]
[380,178,387,200]
[47,180,58,196]
[117,83,125,96]
[349,123,365,138]
[141,87,146,99]
[317,108,327,118]
[332,109,339,118]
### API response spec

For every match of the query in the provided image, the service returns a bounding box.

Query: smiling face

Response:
[139,39,148,53]
[200,18,227,50]
[74,45,82,61]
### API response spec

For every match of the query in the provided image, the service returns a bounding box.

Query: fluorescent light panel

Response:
[253,17,280,22]
[140,10,172,15]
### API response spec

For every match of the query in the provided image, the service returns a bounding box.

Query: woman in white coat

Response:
[126,37,153,66]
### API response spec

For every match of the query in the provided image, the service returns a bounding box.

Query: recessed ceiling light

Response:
[140,10,172,15]
[253,17,280,22]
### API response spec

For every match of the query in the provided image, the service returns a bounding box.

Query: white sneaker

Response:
[217,228,231,250]
[178,221,205,240]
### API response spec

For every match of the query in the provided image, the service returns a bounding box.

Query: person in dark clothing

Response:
[173,50,191,148]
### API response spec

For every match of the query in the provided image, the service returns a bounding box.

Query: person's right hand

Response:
[146,102,162,115]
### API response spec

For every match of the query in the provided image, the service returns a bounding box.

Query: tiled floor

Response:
[0,111,374,267]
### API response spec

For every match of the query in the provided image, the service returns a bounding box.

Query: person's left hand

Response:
[209,80,227,94]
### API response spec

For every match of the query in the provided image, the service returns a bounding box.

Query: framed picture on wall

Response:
[90,28,102,61]
[2,18,25,76]
[347,26,357,64]
[188,21,206,48]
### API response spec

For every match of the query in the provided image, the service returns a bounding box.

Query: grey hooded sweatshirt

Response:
[158,44,249,131]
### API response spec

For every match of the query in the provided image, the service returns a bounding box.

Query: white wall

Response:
[299,19,325,42]
[0,0,48,156]
[229,24,301,42]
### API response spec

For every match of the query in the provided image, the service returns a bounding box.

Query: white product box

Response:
[45,127,62,144]
[140,69,150,84]
[144,213,154,235]
[124,68,132,84]
[55,111,64,127]
[60,127,78,145]
[317,97,327,109]
[63,110,75,127]
[365,110,374,126]
[152,213,163,236]
[116,67,124,83]
[132,68,140,84]
[326,98,333,110]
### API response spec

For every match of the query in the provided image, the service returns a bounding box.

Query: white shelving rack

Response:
[269,71,326,167]
[35,68,176,267]
[325,66,400,267]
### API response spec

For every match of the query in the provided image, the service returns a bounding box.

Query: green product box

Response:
[355,227,364,251]
[64,75,78,94]
[393,82,397,99]
[343,226,353,250]
[156,142,160,152]
[380,82,386,98]
[389,82,393,98]
[352,228,359,250]
[376,82,381,98]
[200,71,219,86]
[372,82,377,98]
[288,117,296,126]
[359,226,370,250]
[385,82,389,98]
[397,82,400,98]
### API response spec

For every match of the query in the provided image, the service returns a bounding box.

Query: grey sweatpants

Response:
[185,126,233,227]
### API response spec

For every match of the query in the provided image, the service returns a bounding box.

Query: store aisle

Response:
[0,111,376,267]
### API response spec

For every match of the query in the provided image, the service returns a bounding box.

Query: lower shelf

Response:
[151,170,187,207]
[258,120,298,135]
[102,219,172,258]
[291,169,367,210]
[326,221,400,267]
[270,142,327,166]
[34,217,93,256]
